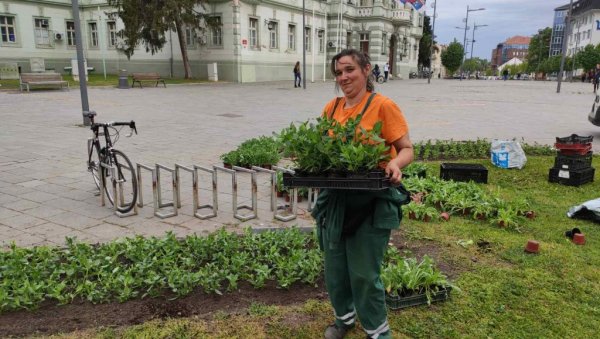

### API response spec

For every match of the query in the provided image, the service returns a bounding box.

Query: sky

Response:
[426,0,569,60]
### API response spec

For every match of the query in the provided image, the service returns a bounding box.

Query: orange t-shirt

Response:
[321,92,409,161]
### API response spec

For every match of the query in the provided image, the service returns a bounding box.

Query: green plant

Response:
[277,115,390,173]
[381,251,459,304]
[403,162,428,178]
[220,136,281,168]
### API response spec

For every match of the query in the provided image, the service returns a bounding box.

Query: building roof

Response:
[555,3,570,11]
[505,36,531,45]
[573,0,600,15]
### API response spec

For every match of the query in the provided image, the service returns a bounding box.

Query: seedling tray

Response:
[549,167,595,186]
[554,152,593,171]
[282,170,391,190]
[440,163,488,184]
[555,134,593,144]
[555,142,592,155]
[386,286,452,310]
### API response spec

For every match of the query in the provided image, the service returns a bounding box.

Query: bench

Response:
[131,72,166,88]
[19,73,69,92]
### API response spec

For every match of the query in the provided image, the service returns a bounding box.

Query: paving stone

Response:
[45,211,102,230]
[19,191,60,203]
[17,180,47,188]
[26,205,67,219]
[83,223,135,240]
[2,199,41,211]
[0,214,47,229]
[25,222,73,238]
[0,207,22,220]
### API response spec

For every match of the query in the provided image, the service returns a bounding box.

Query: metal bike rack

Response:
[100,162,138,217]
[272,166,297,221]
[136,163,177,218]
[155,164,178,218]
[251,166,277,213]
[213,165,257,222]
[175,164,217,219]
[307,188,319,212]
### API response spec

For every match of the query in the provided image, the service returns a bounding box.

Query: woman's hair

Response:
[330,49,374,92]
[295,61,300,67]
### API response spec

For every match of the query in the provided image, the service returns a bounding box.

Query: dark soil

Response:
[0,280,328,338]
[0,229,456,338]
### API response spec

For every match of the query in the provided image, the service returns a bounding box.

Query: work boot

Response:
[324,324,350,339]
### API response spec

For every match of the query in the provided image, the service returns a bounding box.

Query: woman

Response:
[294,61,301,88]
[312,49,413,339]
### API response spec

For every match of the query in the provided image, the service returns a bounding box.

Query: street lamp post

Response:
[557,0,574,93]
[428,0,437,84]
[470,23,488,59]
[460,5,485,81]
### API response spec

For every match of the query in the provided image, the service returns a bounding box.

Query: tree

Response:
[441,40,464,76]
[462,57,488,73]
[418,15,433,70]
[526,27,552,73]
[108,0,216,79]
[575,44,600,71]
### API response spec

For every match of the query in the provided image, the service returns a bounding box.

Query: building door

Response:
[389,35,397,74]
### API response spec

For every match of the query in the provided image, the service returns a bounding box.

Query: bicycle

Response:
[86,112,138,213]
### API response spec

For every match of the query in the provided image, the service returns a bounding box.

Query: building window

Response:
[288,24,296,50]
[88,22,98,47]
[185,26,195,47]
[249,17,258,48]
[359,0,373,6]
[34,18,51,46]
[0,15,17,43]
[382,32,387,54]
[360,33,369,54]
[66,20,75,46]
[211,16,222,46]
[347,31,352,49]
[107,21,117,47]
[318,30,325,53]
[269,22,278,49]
[304,27,311,51]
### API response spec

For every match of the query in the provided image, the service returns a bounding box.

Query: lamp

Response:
[401,37,408,58]
[460,5,486,80]
[264,20,274,31]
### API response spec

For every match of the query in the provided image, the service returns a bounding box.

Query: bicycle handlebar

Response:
[92,120,137,136]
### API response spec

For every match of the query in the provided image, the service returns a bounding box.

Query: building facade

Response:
[490,36,531,72]
[0,0,424,82]
[566,0,600,59]
[549,3,569,57]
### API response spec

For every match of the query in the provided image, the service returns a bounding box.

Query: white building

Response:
[0,0,424,82]
[566,0,600,58]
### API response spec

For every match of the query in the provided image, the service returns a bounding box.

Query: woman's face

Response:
[334,56,370,97]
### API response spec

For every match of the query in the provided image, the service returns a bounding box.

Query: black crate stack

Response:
[549,134,594,186]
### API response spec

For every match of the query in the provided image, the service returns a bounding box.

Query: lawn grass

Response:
[0,74,209,90]
[32,156,600,338]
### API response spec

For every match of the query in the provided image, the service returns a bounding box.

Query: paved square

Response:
[0,79,597,248]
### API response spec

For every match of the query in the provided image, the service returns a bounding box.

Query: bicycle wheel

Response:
[101,149,138,213]
[88,142,103,190]
[377,75,385,84]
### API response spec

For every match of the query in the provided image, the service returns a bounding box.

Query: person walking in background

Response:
[502,68,509,81]
[293,61,301,88]
[313,49,413,339]
[594,70,600,92]
[383,62,390,82]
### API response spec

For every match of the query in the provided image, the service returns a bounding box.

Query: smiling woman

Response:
[314,49,414,339]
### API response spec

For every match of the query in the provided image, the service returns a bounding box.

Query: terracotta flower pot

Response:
[422,215,432,222]
[440,212,450,221]
[223,163,232,169]
[573,233,586,245]
[276,191,284,198]
[524,240,539,254]
[408,212,416,220]
[498,220,507,228]
[474,213,486,220]
[525,211,536,219]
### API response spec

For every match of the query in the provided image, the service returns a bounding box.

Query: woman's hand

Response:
[385,160,403,185]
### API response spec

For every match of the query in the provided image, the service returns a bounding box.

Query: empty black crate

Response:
[555,134,593,144]
[440,163,488,183]
[554,152,593,171]
[548,167,595,186]
[282,171,391,190]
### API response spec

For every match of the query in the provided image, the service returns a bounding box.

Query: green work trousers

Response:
[320,222,392,339]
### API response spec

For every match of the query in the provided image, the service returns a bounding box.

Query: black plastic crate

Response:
[386,286,452,310]
[282,171,391,190]
[554,152,593,171]
[555,134,593,144]
[549,167,595,186]
[440,163,488,184]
